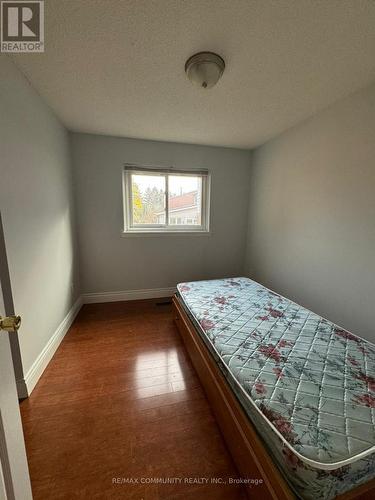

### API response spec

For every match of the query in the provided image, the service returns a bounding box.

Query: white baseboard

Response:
[23,296,83,395]
[82,287,176,304]
[20,287,176,397]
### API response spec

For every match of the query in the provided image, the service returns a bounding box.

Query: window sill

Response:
[121,230,211,237]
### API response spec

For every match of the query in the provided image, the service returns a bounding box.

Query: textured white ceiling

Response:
[11,0,375,148]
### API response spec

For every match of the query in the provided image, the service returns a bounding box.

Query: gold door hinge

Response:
[0,315,21,332]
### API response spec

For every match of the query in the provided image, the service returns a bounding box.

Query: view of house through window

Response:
[125,168,209,232]
[167,176,201,226]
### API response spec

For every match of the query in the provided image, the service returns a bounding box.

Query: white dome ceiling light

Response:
[185,52,225,89]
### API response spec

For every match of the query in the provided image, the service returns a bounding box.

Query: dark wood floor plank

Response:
[20,299,245,499]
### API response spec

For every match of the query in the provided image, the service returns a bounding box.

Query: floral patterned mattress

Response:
[176,277,375,499]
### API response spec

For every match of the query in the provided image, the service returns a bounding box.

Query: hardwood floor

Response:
[20,299,246,499]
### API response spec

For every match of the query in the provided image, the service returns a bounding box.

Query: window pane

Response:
[168,175,202,226]
[131,174,166,225]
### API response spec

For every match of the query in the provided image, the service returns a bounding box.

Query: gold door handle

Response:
[0,315,21,332]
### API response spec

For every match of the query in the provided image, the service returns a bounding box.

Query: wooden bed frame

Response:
[172,295,375,500]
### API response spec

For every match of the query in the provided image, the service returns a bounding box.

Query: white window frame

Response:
[122,165,211,234]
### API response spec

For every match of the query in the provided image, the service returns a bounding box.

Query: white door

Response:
[0,280,32,499]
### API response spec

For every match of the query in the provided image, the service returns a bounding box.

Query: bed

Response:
[173,277,375,499]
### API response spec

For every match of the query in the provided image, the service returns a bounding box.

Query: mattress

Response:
[176,277,375,499]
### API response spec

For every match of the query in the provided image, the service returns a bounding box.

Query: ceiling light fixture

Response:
[185,52,225,89]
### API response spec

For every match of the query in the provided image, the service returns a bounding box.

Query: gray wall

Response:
[245,83,375,341]
[71,133,251,293]
[0,56,80,378]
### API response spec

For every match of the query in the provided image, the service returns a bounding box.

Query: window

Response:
[123,165,210,233]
